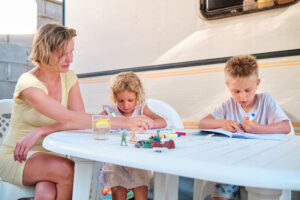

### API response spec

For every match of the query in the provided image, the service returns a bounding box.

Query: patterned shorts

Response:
[211,183,239,199]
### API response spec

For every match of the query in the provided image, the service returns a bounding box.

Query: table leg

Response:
[71,157,94,200]
[153,172,179,200]
[246,187,282,200]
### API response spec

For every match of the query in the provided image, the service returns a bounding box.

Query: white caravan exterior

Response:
[64,0,300,128]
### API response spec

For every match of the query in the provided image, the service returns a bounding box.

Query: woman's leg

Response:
[132,185,148,200]
[35,181,56,200]
[111,186,127,200]
[22,152,74,200]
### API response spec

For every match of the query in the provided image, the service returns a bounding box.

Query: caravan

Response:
[64,0,300,199]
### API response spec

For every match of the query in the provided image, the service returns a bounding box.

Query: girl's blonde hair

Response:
[110,71,145,105]
[225,54,259,81]
[29,23,76,66]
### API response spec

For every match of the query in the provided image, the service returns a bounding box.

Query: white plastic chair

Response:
[0,99,35,200]
[146,98,184,129]
[146,98,184,199]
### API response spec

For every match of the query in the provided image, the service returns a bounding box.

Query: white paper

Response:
[200,129,286,140]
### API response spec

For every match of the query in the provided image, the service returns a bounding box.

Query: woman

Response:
[0,23,151,200]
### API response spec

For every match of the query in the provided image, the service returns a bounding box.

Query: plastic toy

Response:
[150,139,175,149]
[134,139,153,148]
[99,188,134,200]
[129,129,138,144]
[152,130,161,143]
[176,132,186,136]
[150,134,166,139]
[121,132,128,146]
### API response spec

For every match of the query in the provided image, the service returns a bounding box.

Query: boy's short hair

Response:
[224,55,258,80]
[110,71,145,105]
[29,23,76,66]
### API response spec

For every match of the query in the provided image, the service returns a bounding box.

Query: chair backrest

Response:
[146,99,184,129]
[0,99,13,146]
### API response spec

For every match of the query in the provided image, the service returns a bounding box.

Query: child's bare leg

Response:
[23,152,74,200]
[132,185,148,200]
[111,186,127,200]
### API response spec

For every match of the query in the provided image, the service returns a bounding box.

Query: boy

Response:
[198,54,291,200]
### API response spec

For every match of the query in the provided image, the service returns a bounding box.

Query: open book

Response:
[200,129,287,140]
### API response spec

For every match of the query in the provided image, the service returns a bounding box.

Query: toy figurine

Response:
[121,131,128,146]
[152,130,161,144]
[151,139,175,149]
[129,129,138,144]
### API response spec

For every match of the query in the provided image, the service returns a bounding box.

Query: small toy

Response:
[121,132,128,146]
[142,139,153,148]
[152,130,161,143]
[152,147,168,153]
[150,134,166,139]
[134,139,153,148]
[129,129,138,144]
[169,133,180,138]
[150,139,175,149]
[176,132,186,136]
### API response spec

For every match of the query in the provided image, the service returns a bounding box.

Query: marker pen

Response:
[249,113,255,121]
[110,110,116,117]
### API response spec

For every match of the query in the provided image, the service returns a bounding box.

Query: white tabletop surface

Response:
[43,129,300,190]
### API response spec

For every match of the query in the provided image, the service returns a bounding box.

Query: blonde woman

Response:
[0,24,152,200]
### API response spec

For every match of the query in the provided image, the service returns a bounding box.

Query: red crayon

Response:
[176,132,186,136]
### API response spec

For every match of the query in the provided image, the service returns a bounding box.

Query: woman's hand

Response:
[221,120,242,133]
[14,129,42,163]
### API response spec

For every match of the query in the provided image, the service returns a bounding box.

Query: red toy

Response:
[150,139,175,149]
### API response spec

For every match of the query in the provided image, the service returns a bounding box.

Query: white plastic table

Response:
[42,130,300,200]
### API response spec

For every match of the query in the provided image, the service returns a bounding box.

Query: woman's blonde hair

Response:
[110,71,145,105]
[225,54,259,81]
[29,23,76,66]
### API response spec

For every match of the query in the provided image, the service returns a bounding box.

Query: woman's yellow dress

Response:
[0,70,77,186]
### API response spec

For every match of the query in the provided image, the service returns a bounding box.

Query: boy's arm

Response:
[198,114,242,133]
[142,105,167,128]
[242,118,291,134]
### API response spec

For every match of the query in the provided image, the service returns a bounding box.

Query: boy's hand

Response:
[242,116,259,133]
[222,120,242,133]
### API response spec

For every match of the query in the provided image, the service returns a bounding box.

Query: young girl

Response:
[100,71,167,200]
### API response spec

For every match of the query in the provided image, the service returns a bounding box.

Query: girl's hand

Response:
[129,116,152,131]
[14,129,42,163]
[221,120,242,133]
[141,115,156,129]
[242,117,259,133]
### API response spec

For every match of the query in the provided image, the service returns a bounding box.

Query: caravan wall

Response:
[65,0,300,129]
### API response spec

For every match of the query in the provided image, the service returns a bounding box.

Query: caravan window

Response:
[199,0,298,20]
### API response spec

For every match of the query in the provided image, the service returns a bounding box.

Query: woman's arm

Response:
[143,105,167,129]
[14,82,91,162]
[20,87,89,128]
[67,81,85,112]
[14,84,152,162]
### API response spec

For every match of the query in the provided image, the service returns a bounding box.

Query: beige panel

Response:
[79,56,300,124]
